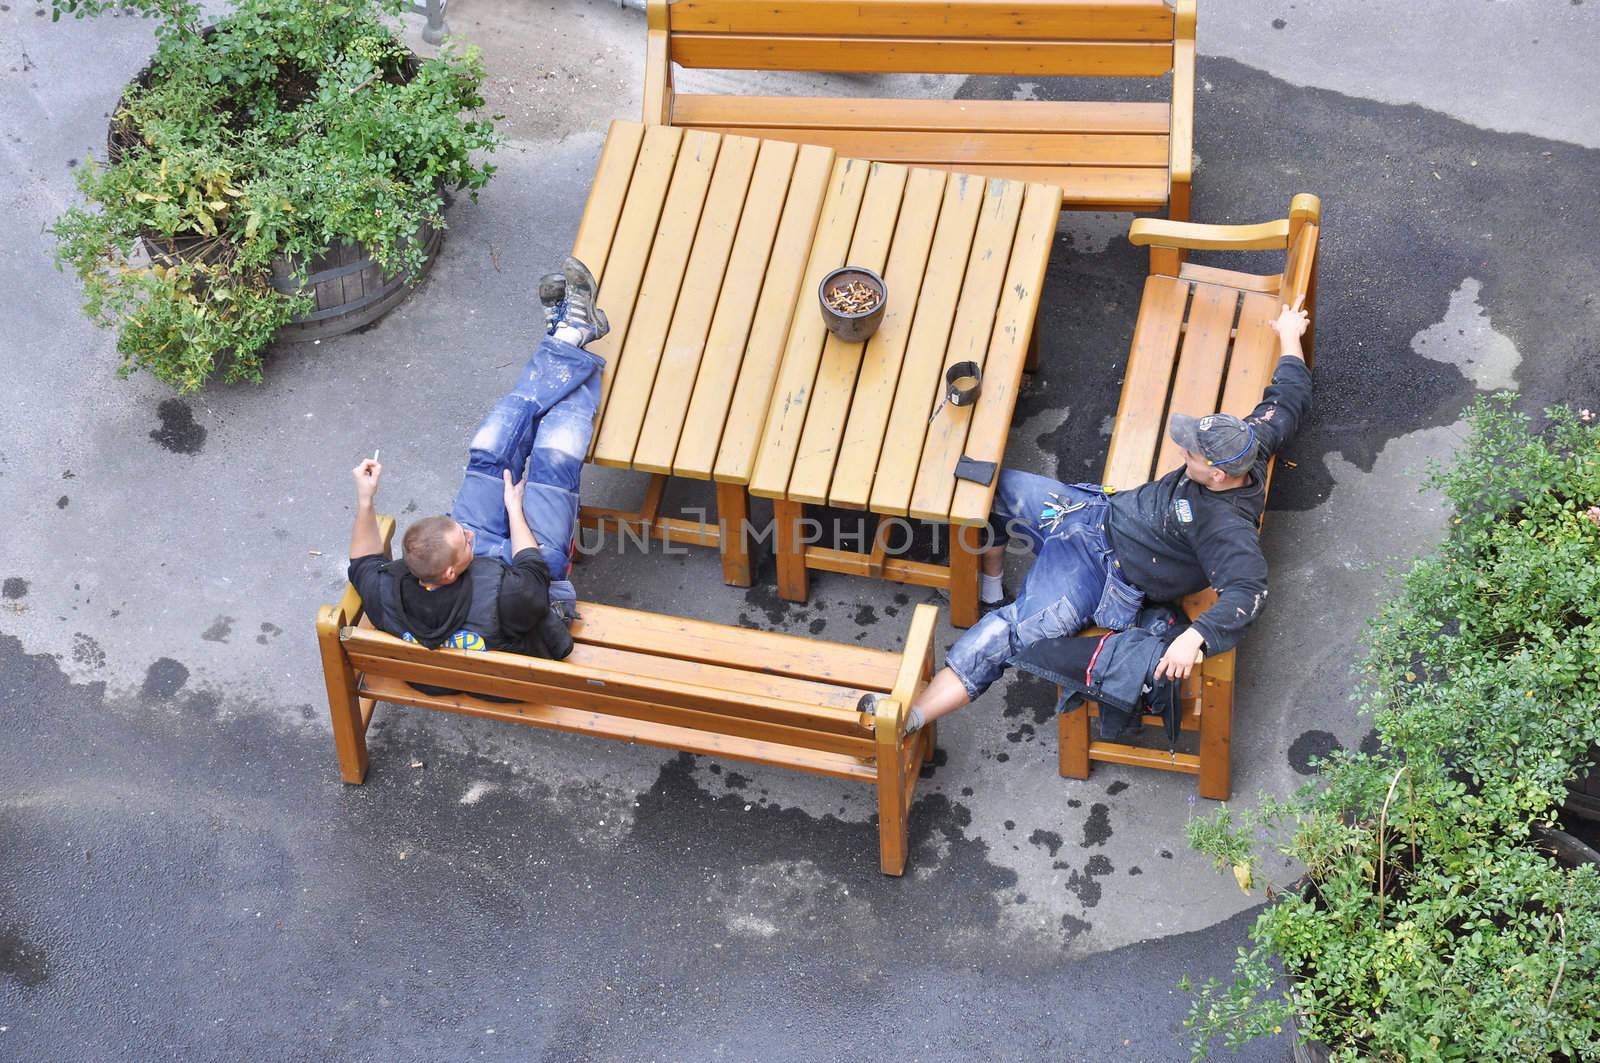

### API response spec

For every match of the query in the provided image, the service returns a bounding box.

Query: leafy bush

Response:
[1184,397,1600,1062]
[51,0,501,391]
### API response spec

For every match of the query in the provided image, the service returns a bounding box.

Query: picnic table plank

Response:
[745,156,873,495]
[1151,281,1238,477]
[950,183,1063,525]
[866,172,986,516]
[826,168,949,510]
[665,1,1178,40]
[707,144,836,483]
[583,125,685,453]
[672,95,1171,135]
[572,120,647,275]
[669,140,807,479]
[1102,275,1189,489]
[669,35,1175,79]
[906,178,1026,522]
[688,129,1169,169]
[593,129,722,467]
[786,162,916,505]
[628,134,762,475]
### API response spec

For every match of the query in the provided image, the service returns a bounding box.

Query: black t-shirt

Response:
[347,547,556,655]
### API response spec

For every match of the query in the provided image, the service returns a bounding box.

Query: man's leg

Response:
[451,333,605,560]
[519,357,602,607]
[977,468,1077,604]
[913,513,1111,728]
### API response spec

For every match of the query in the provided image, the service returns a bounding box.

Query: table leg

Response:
[773,498,809,603]
[949,523,981,628]
[715,482,753,588]
[1024,320,1042,373]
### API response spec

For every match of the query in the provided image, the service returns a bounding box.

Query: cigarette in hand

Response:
[371,449,380,463]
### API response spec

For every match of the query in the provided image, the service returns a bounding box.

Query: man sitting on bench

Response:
[893,298,1312,734]
[344,256,609,660]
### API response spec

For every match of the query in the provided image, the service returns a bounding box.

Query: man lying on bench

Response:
[345,257,609,662]
[881,298,1312,734]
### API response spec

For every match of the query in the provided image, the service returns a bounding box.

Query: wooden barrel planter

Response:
[107,40,442,345]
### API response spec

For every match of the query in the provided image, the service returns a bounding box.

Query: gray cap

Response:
[1168,412,1259,476]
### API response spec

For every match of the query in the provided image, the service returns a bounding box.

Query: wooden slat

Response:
[673,95,1170,135]
[1178,262,1283,293]
[744,156,872,494]
[867,171,986,516]
[341,628,865,740]
[951,183,1063,525]
[670,35,1174,78]
[940,164,1169,209]
[1152,282,1239,477]
[786,163,920,505]
[691,128,1169,168]
[1102,275,1189,490]
[360,675,880,781]
[709,144,837,484]
[583,125,686,439]
[670,140,809,479]
[827,169,948,509]
[666,1,1179,41]
[1089,742,1201,774]
[570,601,901,690]
[906,178,1026,522]
[566,641,866,714]
[593,129,723,466]
[572,120,647,277]
[1217,292,1284,418]
[629,134,762,475]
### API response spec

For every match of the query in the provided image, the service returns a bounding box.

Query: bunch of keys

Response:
[1039,492,1085,533]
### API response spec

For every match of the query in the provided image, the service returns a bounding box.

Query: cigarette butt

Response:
[308,549,323,556]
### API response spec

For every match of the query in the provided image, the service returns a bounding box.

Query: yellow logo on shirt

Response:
[401,630,487,651]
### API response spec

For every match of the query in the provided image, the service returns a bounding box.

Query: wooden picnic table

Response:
[573,119,1060,627]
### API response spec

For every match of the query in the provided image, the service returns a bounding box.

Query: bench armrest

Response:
[1129,216,1291,252]
[1169,0,1197,187]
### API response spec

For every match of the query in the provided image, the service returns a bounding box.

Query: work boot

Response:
[560,255,608,343]
[538,272,565,335]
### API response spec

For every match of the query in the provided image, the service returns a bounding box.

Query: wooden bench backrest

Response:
[652,0,1183,77]
[1108,193,1320,490]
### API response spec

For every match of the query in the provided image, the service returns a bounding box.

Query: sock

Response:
[904,706,926,734]
[553,323,586,347]
[980,572,1005,604]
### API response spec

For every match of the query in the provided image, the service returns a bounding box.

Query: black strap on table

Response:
[946,361,982,407]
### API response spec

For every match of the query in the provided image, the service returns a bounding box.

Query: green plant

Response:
[1184,397,1600,1062]
[51,0,500,391]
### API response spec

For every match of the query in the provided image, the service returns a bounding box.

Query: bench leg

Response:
[875,698,910,876]
[317,609,368,784]
[1058,695,1091,780]
[715,482,753,588]
[773,498,809,603]
[1150,182,1193,277]
[1198,651,1234,801]
[948,523,982,629]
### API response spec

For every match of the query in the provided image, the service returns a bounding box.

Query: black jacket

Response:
[1106,356,1312,654]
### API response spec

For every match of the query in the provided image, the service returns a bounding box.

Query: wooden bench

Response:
[1057,193,1321,800]
[316,517,941,875]
[644,0,1196,244]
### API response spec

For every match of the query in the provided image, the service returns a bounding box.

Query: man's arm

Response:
[501,471,540,557]
[1244,301,1314,459]
[350,459,384,558]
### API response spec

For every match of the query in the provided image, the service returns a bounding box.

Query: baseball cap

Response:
[1168,413,1258,477]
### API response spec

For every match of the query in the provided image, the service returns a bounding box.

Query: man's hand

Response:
[502,470,539,555]
[1153,626,1206,682]
[502,469,526,512]
[352,458,382,504]
[1273,294,1309,340]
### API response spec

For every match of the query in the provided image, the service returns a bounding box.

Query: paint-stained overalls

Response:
[944,469,1146,700]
